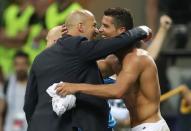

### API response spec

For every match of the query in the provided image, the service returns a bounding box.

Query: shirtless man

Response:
[56,8,170,131]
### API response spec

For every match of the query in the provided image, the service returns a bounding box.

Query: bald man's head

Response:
[65,10,94,29]
[65,9,98,40]
[46,26,63,48]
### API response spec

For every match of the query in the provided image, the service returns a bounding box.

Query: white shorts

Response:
[131,119,170,131]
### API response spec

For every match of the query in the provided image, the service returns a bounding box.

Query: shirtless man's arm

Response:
[56,53,141,99]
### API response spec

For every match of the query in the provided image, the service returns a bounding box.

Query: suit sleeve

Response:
[23,66,38,124]
[77,27,147,61]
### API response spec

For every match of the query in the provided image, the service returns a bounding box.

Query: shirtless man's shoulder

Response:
[122,48,155,70]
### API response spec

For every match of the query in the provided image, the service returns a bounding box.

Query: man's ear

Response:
[78,23,84,33]
[118,27,126,34]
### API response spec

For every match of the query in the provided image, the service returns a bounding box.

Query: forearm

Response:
[74,83,123,99]
[147,27,168,60]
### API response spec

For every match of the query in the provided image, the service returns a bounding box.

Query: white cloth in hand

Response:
[46,82,76,116]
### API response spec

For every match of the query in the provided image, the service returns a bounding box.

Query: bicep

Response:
[97,59,114,78]
[97,60,108,77]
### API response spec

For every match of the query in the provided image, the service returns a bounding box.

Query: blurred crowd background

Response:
[0,0,191,131]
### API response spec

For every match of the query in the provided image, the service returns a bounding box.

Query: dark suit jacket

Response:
[24,28,147,131]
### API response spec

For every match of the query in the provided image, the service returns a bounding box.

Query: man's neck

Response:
[17,79,27,85]
[116,47,135,62]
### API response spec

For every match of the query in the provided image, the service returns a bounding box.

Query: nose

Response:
[99,27,103,33]
[95,28,99,34]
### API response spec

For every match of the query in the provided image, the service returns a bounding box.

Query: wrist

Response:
[159,26,168,32]
[75,84,82,93]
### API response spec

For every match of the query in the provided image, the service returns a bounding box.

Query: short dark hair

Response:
[104,7,134,30]
[14,50,30,64]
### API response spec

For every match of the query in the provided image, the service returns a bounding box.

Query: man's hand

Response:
[61,24,68,36]
[51,25,68,38]
[138,25,152,42]
[56,82,77,96]
[46,25,68,48]
[160,15,172,30]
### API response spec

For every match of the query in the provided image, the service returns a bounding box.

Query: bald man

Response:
[24,9,151,131]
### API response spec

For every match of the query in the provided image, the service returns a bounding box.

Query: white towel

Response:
[46,82,76,116]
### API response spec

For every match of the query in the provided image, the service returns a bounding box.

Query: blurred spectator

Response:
[146,0,191,60]
[145,15,172,60]
[159,0,191,25]
[146,1,191,130]
[46,0,82,29]
[0,0,33,76]
[149,14,172,95]
[180,86,191,108]
[0,66,5,131]
[0,0,83,77]
[21,0,50,64]
[55,0,89,9]
[0,0,11,26]
[145,0,173,93]
[4,51,30,131]
[22,0,83,65]
[167,67,191,131]
[159,0,191,51]
[147,15,172,94]
[146,0,191,34]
